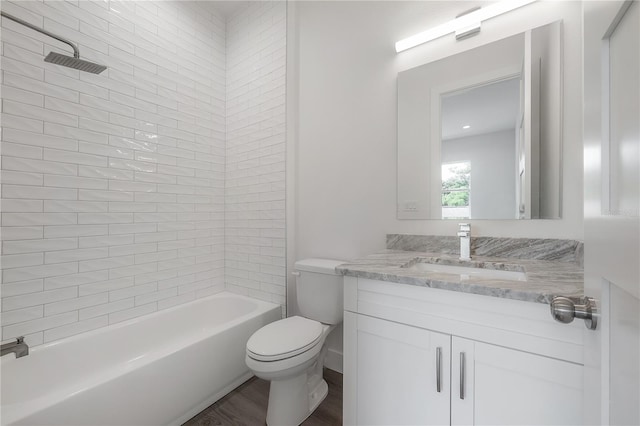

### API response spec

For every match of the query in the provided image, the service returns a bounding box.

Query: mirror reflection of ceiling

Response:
[441,77,520,141]
[211,1,250,17]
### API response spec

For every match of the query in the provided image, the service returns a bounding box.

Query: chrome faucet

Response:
[457,223,471,261]
[1,336,29,358]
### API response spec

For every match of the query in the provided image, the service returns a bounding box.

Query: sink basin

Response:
[405,262,527,281]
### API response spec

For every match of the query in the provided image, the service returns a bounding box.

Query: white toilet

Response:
[245,258,344,426]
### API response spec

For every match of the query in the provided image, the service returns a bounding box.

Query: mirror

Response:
[397,21,563,220]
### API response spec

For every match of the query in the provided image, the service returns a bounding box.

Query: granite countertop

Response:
[336,249,584,304]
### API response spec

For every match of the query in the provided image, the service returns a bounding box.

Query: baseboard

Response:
[324,347,343,374]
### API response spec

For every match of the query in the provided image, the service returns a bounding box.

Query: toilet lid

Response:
[246,316,324,361]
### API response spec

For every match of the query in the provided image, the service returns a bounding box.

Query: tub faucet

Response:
[457,223,471,261]
[1,336,29,358]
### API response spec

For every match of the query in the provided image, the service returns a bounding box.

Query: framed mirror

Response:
[397,21,563,220]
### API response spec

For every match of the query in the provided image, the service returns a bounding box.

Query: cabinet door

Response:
[350,313,451,425]
[451,337,582,425]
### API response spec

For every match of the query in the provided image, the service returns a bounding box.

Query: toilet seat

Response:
[247,316,324,362]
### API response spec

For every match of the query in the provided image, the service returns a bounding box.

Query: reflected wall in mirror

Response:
[397,21,563,220]
[441,77,520,219]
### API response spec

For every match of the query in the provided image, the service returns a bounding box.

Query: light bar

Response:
[395,0,537,53]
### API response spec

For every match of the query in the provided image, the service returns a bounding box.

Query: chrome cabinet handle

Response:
[550,296,598,330]
[436,347,442,392]
[459,352,465,400]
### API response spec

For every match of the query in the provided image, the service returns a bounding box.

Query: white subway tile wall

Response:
[224,2,287,313]
[0,0,286,347]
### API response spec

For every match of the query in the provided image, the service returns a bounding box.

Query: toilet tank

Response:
[294,259,345,325]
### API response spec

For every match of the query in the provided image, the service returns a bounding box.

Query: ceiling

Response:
[441,77,520,141]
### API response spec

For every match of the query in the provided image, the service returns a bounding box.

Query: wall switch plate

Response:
[403,201,419,212]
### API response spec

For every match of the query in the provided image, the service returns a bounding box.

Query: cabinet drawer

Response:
[351,277,583,364]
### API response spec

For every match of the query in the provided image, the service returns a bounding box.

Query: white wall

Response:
[225,2,287,313]
[291,0,583,368]
[442,129,516,220]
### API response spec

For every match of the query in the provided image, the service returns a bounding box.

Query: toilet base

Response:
[265,347,330,426]
[308,376,329,414]
[266,374,328,426]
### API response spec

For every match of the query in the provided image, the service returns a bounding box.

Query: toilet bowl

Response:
[246,316,334,425]
[245,259,344,426]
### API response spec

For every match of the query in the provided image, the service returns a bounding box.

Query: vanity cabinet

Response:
[451,337,582,425]
[350,314,450,425]
[343,277,584,426]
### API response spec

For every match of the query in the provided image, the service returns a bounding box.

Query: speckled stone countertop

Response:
[336,249,584,305]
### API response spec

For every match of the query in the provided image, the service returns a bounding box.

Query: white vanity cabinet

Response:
[347,313,451,425]
[343,277,584,426]
[451,337,582,426]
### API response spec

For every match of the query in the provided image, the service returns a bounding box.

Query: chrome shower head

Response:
[44,52,107,74]
[1,11,108,75]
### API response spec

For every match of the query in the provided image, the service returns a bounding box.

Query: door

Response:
[351,314,450,425]
[451,337,582,425]
[583,1,640,425]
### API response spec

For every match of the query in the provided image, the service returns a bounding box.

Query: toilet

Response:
[245,258,344,426]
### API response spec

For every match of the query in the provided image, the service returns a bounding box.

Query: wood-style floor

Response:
[184,369,343,426]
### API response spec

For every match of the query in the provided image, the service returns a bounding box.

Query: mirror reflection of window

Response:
[442,162,470,219]
[441,77,520,220]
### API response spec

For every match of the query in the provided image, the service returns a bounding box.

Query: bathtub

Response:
[0,292,281,425]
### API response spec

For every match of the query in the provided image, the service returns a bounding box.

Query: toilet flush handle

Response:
[291,271,300,276]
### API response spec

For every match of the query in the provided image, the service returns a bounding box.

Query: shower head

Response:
[45,52,107,74]
[1,11,107,74]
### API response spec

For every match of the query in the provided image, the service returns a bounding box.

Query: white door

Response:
[451,337,582,425]
[583,1,640,425]
[352,314,451,426]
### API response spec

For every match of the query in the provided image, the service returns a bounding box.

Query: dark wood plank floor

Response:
[184,368,343,426]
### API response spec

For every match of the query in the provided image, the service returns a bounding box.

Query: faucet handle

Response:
[16,336,24,344]
[458,223,471,232]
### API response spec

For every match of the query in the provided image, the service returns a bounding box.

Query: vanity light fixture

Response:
[395,0,537,53]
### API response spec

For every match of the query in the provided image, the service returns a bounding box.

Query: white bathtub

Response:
[0,292,281,426]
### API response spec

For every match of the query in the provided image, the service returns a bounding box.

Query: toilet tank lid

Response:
[294,258,345,275]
